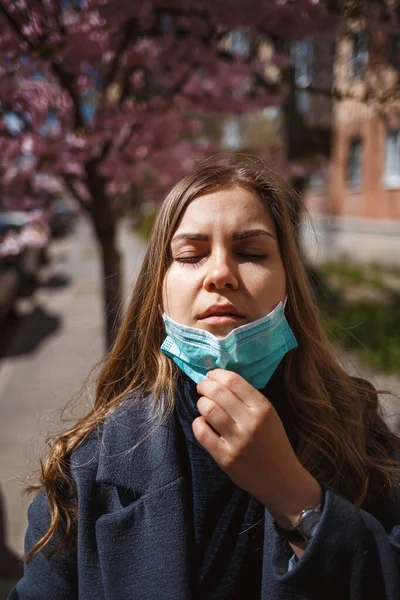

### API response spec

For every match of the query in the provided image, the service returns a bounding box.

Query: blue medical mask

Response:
[160,300,298,390]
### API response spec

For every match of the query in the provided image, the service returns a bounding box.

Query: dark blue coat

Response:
[8,393,400,599]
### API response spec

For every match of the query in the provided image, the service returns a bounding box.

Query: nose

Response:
[203,249,239,292]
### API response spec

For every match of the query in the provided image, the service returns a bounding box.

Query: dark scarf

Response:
[174,370,297,600]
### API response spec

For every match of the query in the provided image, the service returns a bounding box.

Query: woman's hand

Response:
[193,369,323,528]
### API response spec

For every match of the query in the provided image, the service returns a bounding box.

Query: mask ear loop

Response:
[158,306,168,330]
[283,296,288,310]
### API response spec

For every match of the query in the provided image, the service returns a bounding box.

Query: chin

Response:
[197,323,239,338]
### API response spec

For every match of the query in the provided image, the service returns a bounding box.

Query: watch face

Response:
[299,509,322,539]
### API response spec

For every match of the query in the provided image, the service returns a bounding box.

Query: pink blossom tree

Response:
[0,0,394,347]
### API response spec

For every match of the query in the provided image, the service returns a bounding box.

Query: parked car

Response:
[0,265,19,321]
[48,198,79,238]
[0,210,50,320]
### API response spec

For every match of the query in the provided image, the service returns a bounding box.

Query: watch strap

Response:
[273,503,323,543]
[273,520,307,542]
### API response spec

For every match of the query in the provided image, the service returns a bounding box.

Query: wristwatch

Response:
[273,503,323,543]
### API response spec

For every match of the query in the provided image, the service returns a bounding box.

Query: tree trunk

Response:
[94,221,123,351]
[85,163,124,351]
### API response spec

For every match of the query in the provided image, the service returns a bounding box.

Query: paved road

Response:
[0,217,146,566]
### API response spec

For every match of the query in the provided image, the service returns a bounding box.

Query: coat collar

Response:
[95,392,188,494]
[87,392,195,599]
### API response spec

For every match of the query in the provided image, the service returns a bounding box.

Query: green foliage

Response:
[135,208,156,241]
[318,261,400,374]
[320,261,388,292]
[321,302,400,373]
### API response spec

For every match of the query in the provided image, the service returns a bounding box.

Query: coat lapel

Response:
[93,394,194,599]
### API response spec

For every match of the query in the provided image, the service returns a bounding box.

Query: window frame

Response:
[350,31,369,78]
[384,129,400,190]
[292,39,313,116]
[346,137,363,189]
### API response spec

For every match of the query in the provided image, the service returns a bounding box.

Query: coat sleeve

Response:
[269,485,400,600]
[7,491,78,600]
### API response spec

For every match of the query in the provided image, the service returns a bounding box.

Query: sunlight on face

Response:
[162,186,286,337]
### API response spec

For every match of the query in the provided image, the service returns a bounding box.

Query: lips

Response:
[198,304,245,319]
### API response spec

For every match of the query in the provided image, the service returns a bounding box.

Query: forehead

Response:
[174,186,275,234]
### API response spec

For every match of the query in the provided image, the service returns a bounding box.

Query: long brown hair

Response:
[26,156,399,561]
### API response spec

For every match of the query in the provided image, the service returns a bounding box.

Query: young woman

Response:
[9,158,400,600]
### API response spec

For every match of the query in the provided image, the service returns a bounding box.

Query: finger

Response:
[206,369,269,409]
[196,396,236,438]
[192,416,229,463]
[196,377,250,425]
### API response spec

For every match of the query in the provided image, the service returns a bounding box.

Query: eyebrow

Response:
[171,229,276,244]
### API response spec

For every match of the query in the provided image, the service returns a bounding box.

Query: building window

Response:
[308,170,327,191]
[222,119,242,150]
[347,137,363,187]
[384,129,400,188]
[227,29,249,56]
[292,40,313,87]
[292,39,313,115]
[295,90,311,116]
[159,12,174,33]
[351,32,368,77]
[388,35,400,71]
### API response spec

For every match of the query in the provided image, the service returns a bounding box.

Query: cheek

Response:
[162,271,176,314]
[241,264,286,309]
[162,267,197,320]
[268,262,286,294]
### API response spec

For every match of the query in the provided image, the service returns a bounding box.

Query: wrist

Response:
[264,472,323,529]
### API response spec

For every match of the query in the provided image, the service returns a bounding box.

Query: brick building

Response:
[304,27,400,266]
[221,26,400,265]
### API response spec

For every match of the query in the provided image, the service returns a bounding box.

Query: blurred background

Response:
[1,1,400,596]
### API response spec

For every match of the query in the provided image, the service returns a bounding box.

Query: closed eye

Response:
[175,253,267,264]
[176,255,206,264]
[238,253,267,261]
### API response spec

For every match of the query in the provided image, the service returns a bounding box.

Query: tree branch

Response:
[50,62,85,128]
[103,18,138,89]
[61,173,89,212]
[118,121,142,153]
[0,1,37,52]
[0,1,85,129]
[53,1,66,36]
[98,60,194,164]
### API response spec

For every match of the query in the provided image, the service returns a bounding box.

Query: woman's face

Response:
[162,186,286,337]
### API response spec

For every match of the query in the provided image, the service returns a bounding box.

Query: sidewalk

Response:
[0,217,146,560]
